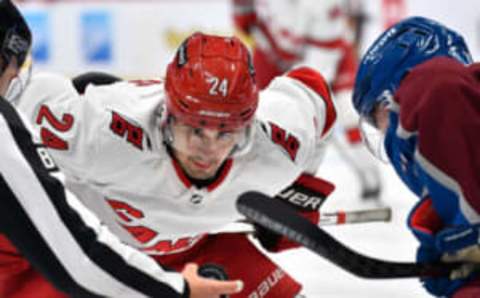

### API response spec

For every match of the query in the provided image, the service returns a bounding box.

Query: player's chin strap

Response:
[229,120,256,157]
[160,114,174,145]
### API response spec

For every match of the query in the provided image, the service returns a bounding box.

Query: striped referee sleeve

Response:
[0,99,188,297]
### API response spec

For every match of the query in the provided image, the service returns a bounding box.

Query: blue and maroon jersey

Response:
[385,57,480,226]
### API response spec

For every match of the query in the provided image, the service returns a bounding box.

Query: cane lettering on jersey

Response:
[107,198,204,255]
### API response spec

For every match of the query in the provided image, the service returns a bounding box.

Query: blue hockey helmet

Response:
[352,16,472,126]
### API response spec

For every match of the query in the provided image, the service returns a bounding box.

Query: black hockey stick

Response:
[236,191,461,279]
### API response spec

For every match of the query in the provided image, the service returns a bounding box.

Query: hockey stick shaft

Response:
[236,191,461,279]
[212,207,391,235]
[318,207,391,225]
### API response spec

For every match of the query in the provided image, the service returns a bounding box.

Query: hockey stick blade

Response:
[236,191,461,279]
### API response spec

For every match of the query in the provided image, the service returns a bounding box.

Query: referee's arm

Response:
[0,100,189,297]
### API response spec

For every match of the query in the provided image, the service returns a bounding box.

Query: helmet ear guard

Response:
[352,16,473,126]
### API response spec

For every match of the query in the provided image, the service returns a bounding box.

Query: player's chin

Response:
[189,169,217,180]
[187,161,219,179]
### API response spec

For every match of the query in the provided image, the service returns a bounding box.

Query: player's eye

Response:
[217,131,233,140]
[192,128,204,137]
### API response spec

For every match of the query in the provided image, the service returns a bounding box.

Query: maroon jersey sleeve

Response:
[395,57,480,217]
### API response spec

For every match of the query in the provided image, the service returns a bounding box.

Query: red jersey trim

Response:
[207,159,234,191]
[286,67,337,138]
[171,158,192,188]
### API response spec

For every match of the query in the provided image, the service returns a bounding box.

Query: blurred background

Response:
[15,0,480,78]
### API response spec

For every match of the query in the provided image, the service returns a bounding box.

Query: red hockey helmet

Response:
[165,32,258,130]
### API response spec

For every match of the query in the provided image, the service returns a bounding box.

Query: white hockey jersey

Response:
[16,69,336,255]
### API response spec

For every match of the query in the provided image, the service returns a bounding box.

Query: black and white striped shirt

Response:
[0,98,189,297]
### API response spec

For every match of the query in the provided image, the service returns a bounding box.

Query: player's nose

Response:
[198,137,219,154]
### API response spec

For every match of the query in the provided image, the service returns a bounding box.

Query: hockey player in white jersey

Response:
[233,0,382,200]
[15,32,337,297]
[0,1,246,298]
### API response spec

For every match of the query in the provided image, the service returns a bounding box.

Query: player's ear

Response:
[0,56,20,97]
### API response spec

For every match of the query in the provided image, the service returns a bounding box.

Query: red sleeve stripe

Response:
[286,67,337,137]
